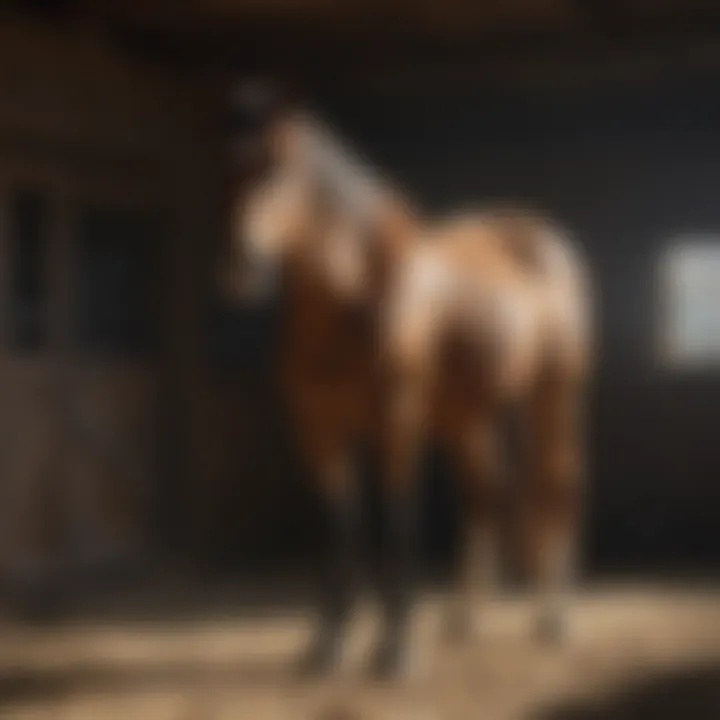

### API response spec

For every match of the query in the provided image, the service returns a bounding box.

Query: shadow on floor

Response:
[537,661,720,720]
[0,656,303,707]
[0,567,322,627]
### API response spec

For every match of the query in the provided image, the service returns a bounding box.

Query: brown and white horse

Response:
[226,108,593,677]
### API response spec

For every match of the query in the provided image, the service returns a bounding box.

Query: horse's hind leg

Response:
[523,374,584,644]
[298,435,361,675]
[444,417,503,643]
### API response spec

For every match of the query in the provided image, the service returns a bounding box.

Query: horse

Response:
[225,108,593,677]
[225,108,419,676]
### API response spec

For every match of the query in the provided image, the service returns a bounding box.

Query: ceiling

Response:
[37,0,720,40]
[12,0,720,89]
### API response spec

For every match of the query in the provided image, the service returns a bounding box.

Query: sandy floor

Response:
[0,584,718,719]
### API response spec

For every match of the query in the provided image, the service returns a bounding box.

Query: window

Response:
[75,204,163,356]
[9,189,48,351]
[659,239,720,368]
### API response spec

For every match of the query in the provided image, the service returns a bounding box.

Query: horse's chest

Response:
[284,305,376,410]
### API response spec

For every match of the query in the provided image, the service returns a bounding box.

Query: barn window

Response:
[659,240,720,368]
[9,189,48,351]
[74,204,163,357]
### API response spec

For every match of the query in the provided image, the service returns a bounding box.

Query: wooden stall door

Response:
[64,196,165,572]
[0,183,62,583]
[0,166,170,588]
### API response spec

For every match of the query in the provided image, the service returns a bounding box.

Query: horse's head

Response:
[223,107,418,306]
[223,112,317,303]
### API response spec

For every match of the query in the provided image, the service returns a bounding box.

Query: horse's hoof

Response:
[295,635,344,679]
[368,639,415,682]
[535,612,568,646]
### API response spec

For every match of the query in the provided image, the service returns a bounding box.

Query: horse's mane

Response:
[297,113,392,221]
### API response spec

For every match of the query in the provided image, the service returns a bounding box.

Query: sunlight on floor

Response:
[0,586,718,719]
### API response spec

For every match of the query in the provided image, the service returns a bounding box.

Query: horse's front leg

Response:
[373,375,425,679]
[298,432,361,675]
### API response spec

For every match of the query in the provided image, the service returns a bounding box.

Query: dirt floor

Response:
[0,583,718,719]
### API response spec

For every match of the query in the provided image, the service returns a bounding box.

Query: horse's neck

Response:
[284,118,418,302]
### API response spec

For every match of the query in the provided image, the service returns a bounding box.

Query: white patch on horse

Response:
[407,252,451,299]
[493,292,535,342]
[479,291,539,389]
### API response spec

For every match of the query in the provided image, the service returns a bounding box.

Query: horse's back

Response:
[410,211,592,396]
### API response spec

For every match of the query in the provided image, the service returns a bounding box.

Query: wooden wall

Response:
[0,15,230,589]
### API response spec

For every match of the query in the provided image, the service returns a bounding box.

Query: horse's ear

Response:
[228,79,289,152]
[230,79,307,132]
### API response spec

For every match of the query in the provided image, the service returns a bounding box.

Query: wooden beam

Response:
[80,0,577,35]
[114,11,720,72]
